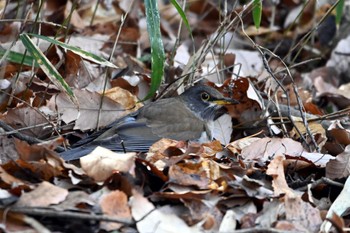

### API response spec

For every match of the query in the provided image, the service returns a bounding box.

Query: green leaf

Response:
[169,0,192,35]
[253,0,262,29]
[20,34,78,106]
[28,33,119,69]
[144,0,165,100]
[336,0,344,25]
[0,47,39,67]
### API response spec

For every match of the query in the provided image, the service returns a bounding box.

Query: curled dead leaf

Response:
[80,147,135,182]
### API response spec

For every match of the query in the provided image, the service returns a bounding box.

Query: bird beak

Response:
[212,98,239,105]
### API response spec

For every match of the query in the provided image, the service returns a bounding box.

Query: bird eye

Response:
[201,92,210,101]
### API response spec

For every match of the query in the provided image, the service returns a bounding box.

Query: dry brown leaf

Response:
[100,190,132,231]
[54,191,95,211]
[64,50,84,87]
[320,212,345,233]
[135,204,196,233]
[13,139,66,181]
[15,181,68,207]
[239,175,274,198]
[314,76,339,94]
[321,177,350,231]
[80,147,135,182]
[131,189,206,231]
[168,158,221,190]
[255,199,282,227]
[220,77,262,121]
[37,136,65,151]
[266,155,294,196]
[0,1,348,232]
[110,74,140,96]
[168,161,210,189]
[285,151,334,169]
[3,106,51,138]
[80,0,121,25]
[0,166,25,186]
[181,195,223,230]
[284,195,322,232]
[102,86,143,110]
[202,140,223,155]
[16,159,61,181]
[14,138,60,161]
[326,145,350,179]
[148,138,183,154]
[146,138,185,168]
[0,210,50,232]
[289,117,327,149]
[64,1,85,28]
[305,66,340,88]
[241,137,304,162]
[329,121,350,145]
[226,136,261,154]
[240,213,258,229]
[173,44,190,67]
[48,89,137,130]
[327,33,350,75]
[130,189,155,221]
[0,136,18,163]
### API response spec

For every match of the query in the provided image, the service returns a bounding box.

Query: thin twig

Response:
[237,11,319,151]
[0,120,43,144]
[0,89,62,140]
[97,0,135,130]
[297,177,344,192]
[229,228,300,233]
[6,207,134,225]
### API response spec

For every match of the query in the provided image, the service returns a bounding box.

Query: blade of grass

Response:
[144,0,165,100]
[0,47,39,67]
[169,0,192,37]
[28,33,119,69]
[19,34,78,106]
[253,0,262,29]
[335,0,344,25]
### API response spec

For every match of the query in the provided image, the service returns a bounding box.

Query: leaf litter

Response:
[0,0,349,232]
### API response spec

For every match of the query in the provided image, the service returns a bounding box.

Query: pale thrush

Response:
[60,84,238,160]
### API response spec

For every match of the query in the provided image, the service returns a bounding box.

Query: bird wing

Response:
[140,98,207,141]
[60,110,161,161]
[69,110,140,148]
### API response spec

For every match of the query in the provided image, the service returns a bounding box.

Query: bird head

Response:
[180,85,239,121]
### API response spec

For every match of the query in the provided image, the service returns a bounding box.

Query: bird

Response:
[60,84,239,161]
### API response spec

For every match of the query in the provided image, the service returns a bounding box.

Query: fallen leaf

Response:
[134,203,200,233]
[326,145,350,179]
[321,176,350,232]
[219,210,237,232]
[80,147,135,182]
[242,137,304,162]
[15,181,68,207]
[102,86,143,110]
[284,195,322,232]
[100,190,132,231]
[0,136,18,163]
[168,158,221,190]
[3,106,52,138]
[48,89,138,130]
[266,155,295,196]
[54,190,95,211]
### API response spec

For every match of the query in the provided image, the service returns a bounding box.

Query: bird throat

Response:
[200,103,228,121]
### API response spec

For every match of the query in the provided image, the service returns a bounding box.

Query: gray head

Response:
[179,85,238,121]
